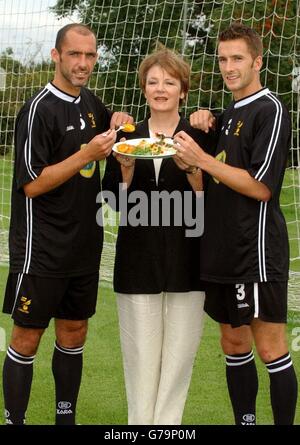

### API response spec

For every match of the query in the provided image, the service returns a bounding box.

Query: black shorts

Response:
[2,272,99,329]
[204,281,288,328]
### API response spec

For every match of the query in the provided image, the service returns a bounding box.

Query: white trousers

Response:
[116,291,205,425]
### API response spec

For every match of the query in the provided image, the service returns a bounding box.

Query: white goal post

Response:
[0,0,299,310]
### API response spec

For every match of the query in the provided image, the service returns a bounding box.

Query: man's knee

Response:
[251,320,288,363]
[220,324,253,355]
[10,324,44,356]
[55,319,88,348]
[255,336,288,363]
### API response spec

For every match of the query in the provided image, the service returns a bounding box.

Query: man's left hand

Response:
[110,112,134,129]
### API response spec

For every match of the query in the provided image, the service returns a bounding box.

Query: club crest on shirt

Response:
[213,150,226,184]
[79,143,96,178]
[234,120,243,136]
[88,112,96,128]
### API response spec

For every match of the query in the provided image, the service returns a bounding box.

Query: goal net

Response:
[0,0,299,310]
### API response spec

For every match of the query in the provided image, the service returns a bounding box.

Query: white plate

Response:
[112,137,177,159]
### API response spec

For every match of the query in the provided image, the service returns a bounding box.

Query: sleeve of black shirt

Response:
[14,103,54,190]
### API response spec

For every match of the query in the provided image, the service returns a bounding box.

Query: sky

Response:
[0,0,73,63]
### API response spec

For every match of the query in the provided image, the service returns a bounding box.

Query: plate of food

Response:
[112,137,177,159]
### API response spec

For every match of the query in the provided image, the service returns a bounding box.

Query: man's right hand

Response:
[23,129,116,199]
[190,110,216,133]
[86,129,116,161]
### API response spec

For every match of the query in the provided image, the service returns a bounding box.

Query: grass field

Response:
[1,158,300,272]
[0,264,299,425]
[280,168,300,273]
[0,158,299,424]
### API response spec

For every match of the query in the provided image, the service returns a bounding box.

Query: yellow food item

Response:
[116,143,135,153]
[122,123,135,133]
[116,139,174,156]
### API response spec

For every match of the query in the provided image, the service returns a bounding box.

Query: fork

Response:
[116,125,126,133]
[102,124,135,137]
[116,123,135,133]
[155,132,173,139]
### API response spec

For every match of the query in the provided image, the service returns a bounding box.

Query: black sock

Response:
[266,352,298,425]
[226,350,258,425]
[2,346,35,425]
[52,341,84,425]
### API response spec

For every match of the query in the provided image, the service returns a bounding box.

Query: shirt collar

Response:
[46,82,81,104]
[234,88,269,109]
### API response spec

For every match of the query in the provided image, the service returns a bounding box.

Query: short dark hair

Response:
[218,22,263,59]
[55,23,97,53]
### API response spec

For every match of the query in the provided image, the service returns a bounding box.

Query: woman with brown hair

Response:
[102,46,214,425]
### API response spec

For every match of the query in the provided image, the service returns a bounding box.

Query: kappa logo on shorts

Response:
[237,302,250,309]
[17,296,31,314]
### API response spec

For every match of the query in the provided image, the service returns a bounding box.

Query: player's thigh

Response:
[54,272,99,321]
[209,281,287,328]
[204,282,231,324]
[3,273,69,329]
[204,282,247,327]
[254,281,288,324]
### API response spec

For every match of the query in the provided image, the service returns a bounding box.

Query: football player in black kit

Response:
[2,23,132,425]
[174,23,298,425]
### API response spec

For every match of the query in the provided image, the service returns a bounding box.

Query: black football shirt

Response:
[200,88,290,283]
[9,82,111,277]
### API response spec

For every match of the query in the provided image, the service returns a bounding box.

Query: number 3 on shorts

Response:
[235,283,245,301]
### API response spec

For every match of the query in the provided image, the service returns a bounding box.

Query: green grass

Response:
[1,158,300,271]
[0,264,299,425]
[281,168,300,271]
[0,156,13,210]
[0,160,299,424]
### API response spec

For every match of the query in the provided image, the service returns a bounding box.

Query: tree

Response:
[51,1,297,111]
[202,0,299,166]
[0,49,54,155]
[51,0,211,121]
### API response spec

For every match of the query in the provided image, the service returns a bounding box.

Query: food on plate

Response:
[115,138,175,156]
